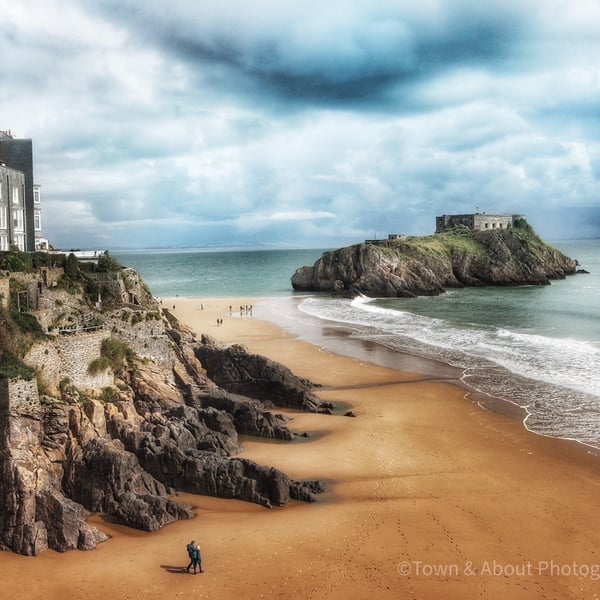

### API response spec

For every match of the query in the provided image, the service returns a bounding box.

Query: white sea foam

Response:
[297,295,600,449]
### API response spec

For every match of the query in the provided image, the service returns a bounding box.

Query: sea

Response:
[114,239,600,451]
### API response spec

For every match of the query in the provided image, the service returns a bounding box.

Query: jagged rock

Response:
[200,390,295,440]
[290,480,326,503]
[105,394,309,509]
[318,401,336,414]
[179,452,320,508]
[35,488,108,552]
[291,227,577,297]
[0,394,109,555]
[65,437,193,531]
[195,336,322,412]
[120,362,183,414]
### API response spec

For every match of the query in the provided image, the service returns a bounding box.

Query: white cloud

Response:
[252,210,336,224]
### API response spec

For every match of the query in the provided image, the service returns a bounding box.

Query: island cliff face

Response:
[0,259,325,556]
[291,223,577,297]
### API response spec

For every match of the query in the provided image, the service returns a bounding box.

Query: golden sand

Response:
[2,297,599,600]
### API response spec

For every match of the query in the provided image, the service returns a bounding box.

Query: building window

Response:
[34,210,42,231]
[0,206,6,230]
[14,234,25,251]
[0,235,8,251]
[33,186,41,203]
[12,186,19,204]
[13,209,24,231]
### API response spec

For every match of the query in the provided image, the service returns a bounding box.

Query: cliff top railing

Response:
[55,324,104,336]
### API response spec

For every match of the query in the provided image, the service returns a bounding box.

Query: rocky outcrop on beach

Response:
[195,335,326,413]
[0,262,325,556]
[291,222,577,297]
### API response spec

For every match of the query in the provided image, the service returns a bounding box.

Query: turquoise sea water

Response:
[114,248,328,298]
[115,240,600,449]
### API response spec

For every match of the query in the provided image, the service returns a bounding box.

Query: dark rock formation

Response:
[292,225,577,298]
[179,453,321,508]
[65,436,192,531]
[195,335,325,412]
[200,391,295,440]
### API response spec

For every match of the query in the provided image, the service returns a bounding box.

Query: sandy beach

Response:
[2,297,599,600]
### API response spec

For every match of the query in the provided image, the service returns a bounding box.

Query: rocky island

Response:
[0,252,325,556]
[291,218,577,297]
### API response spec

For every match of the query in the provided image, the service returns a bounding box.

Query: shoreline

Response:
[2,295,599,599]
[268,296,600,456]
[170,294,599,456]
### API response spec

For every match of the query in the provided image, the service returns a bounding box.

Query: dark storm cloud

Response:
[87,0,529,107]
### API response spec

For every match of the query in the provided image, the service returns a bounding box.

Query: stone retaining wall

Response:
[104,309,175,367]
[0,377,39,415]
[25,330,113,394]
[0,377,41,449]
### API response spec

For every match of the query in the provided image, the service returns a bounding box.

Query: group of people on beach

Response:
[217,304,254,325]
[226,304,253,317]
[240,304,253,316]
[185,540,203,574]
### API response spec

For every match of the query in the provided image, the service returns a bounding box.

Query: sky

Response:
[1,0,600,250]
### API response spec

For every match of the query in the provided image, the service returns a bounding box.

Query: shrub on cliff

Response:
[0,349,35,380]
[96,252,123,273]
[88,337,135,375]
[513,217,536,235]
[0,307,46,365]
[0,251,33,272]
[0,251,57,272]
[10,310,44,336]
[64,253,79,279]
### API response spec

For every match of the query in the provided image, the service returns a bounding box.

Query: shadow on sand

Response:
[160,565,189,575]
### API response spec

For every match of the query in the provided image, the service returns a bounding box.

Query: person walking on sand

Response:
[185,540,195,573]
[191,543,203,574]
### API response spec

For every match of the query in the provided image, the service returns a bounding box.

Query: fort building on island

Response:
[0,130,44,252]
[435,213,524,233]
[366,213,525,246]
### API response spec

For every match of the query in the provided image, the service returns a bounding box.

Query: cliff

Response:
[0,256,326,555]
[291,221,577,297]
